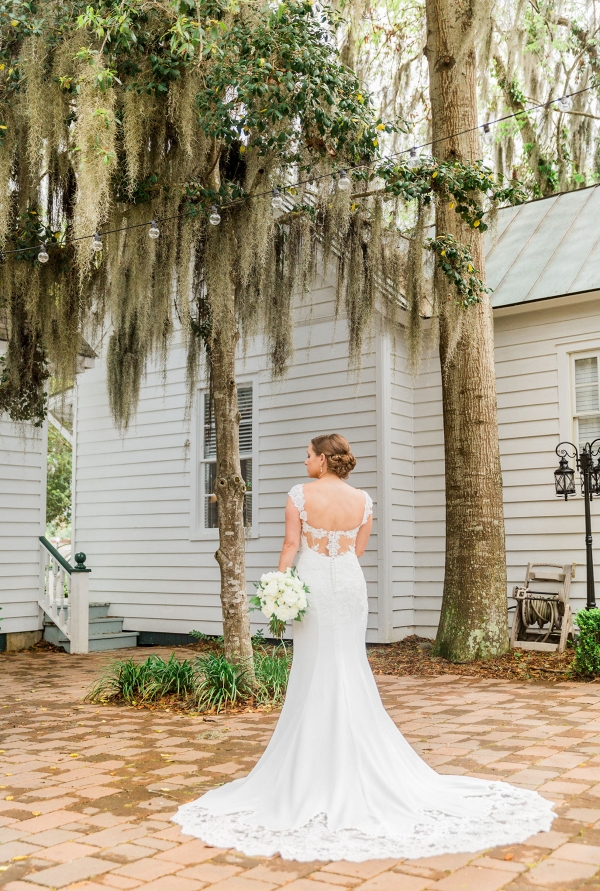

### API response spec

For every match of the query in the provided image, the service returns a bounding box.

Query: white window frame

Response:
[190,377,258,540]
[557,338,600,446]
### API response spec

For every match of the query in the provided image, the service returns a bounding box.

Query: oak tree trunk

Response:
[424,0,509,661]
[210,290,255,678]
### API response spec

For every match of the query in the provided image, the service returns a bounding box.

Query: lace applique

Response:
[174,783,555,862]
[288,484,372,558]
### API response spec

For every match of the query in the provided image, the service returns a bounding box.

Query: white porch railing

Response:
[39,537,91,654]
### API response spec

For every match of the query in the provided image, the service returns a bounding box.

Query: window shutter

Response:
[575,357,600,413]
[238,386,253,455]
[203,393,216,459]
[575,357,600,447]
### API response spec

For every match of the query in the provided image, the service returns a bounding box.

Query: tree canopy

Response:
[0,0,529,430]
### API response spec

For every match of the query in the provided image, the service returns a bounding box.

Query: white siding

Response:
[75,277,383,640]
[385,329,415,638]
[413,292,600,637]
[0,343,46,633]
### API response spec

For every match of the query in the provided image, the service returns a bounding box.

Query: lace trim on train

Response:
[173,782,555,863]
[288,484,373,559]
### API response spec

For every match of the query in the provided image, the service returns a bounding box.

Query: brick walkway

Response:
[2,649,600,890]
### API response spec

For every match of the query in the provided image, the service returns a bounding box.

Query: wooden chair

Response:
[510,563,575,653]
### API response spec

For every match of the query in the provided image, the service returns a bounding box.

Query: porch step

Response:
[43,602,139,653]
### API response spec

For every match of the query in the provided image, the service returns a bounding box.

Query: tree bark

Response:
[424,0,509,661]
[210,292,255,678]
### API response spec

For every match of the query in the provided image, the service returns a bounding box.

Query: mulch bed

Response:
[17,632,592,684]
[367,635,584,682]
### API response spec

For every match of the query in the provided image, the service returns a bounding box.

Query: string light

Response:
[271,188,285,211]
[9,84,593,264]
[209,205,222,226]
[148,220,160,239]
[337,170,351,192]
[481,123,494,146]
[37,244,49,264]
[558,95,574,112]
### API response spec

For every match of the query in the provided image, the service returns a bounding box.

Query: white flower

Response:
[262,596,278,616]
[274,605,296,622]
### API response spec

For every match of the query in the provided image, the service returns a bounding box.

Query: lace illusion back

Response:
[174,480,555,862]
[288,483,372,558]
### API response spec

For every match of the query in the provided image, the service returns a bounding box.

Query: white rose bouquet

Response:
[250,567,309,638]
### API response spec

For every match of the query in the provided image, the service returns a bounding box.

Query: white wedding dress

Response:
[174,484,555,861]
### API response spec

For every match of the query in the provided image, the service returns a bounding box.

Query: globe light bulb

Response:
[149,220,160,239]
[92,232,103,252]
[37,243,49,264]
[209,205,222,226]
[407,147,419,168]
[481,123,494,146]
[558,94,573,112]
[337,170,351,192]
[272,188,285,211]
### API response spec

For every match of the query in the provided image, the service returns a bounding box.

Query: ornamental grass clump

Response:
[194,653,251,712]
[86,647,292,712]
[573,609,600,677]
[253,644,292,705]
[86,654,197,704]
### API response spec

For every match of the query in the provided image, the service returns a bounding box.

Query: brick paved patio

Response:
[2,648,600,890]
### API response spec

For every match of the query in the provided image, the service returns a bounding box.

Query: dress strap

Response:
[288,484,307,522]
[361,491,373,526]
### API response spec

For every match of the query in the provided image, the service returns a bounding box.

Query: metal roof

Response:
[486,184,600,308]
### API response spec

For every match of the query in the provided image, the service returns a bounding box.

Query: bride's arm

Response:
[278,497,302,571]
[355,514,373,557]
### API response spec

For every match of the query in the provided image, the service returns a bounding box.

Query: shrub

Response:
[86,654,196,703]
[253,645,292,705]
[574,609,600,676]
[86,647,293,712]
[194,653,250,712]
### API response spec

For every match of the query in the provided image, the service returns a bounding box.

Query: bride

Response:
[174,433,555,862]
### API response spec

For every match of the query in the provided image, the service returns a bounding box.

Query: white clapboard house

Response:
[3,184,600,652]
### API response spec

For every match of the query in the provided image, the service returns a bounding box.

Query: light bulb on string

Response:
[337,170,352,192]
[209,205,221,226]
[558,94,573,112]
[37,244,49,264]
[92,232,103,252]
[148,220,160,239]
[481,123,493,146]
[272,188,285,212]
[407,147,419,168]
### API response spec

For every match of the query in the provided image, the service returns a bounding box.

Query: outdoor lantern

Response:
[92,232,103,252]
[37,243,49,264]
[592,458,600,497]
[554,455,576,500]
[148,220,160,239]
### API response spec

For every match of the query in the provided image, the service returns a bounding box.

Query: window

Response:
[199,384,254,531]
[573,354,600,449]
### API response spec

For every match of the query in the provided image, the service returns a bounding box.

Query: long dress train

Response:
[173,484,555,861]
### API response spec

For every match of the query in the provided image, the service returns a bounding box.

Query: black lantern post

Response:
[555,440,600,610]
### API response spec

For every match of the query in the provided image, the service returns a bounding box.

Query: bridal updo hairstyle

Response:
[311,433,357,480]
